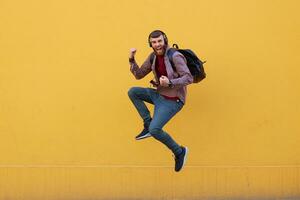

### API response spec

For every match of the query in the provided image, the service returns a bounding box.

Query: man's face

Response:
[150,35,166,55]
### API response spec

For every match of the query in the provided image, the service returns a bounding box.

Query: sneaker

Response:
[135,128,152,140]
[174,146,188,172]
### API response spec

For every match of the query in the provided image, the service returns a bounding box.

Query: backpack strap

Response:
[166,48,176,72]
[150,44,179,72]
[167,44,180,71]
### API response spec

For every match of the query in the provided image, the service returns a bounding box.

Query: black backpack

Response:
[150,44,206,83]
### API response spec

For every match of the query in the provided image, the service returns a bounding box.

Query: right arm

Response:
[129,48,152,80]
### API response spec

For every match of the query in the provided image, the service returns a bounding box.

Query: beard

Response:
[153,45,167,55]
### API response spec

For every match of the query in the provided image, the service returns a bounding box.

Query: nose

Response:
[153,43,160,48]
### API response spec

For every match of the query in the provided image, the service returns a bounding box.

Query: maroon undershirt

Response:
[155,55,179,101]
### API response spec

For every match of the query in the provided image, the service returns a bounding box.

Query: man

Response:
[127,30,193,172]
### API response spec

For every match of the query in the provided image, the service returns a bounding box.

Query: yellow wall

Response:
[0,0,299,199]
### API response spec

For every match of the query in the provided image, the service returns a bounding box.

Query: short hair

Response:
[148,30,168,47]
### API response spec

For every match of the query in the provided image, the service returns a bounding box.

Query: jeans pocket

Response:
[158,95,183,113]
[168,100,183,113]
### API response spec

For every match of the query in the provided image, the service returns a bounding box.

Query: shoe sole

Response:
[135,133,152,140]
[182,147,188,169]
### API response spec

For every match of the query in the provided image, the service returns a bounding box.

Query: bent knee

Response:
[149,128,163,136]
[128,87,138,98]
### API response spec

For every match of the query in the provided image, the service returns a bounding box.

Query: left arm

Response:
[169,53,193,87]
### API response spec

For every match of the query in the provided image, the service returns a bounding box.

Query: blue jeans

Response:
[128,87,184,156]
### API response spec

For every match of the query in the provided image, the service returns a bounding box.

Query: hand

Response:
[129,48,137,59]
[159,76,170,87]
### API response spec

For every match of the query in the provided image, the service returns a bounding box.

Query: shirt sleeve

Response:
[129,54,152,80]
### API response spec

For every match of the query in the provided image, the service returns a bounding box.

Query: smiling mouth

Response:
[153,46,164,54]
